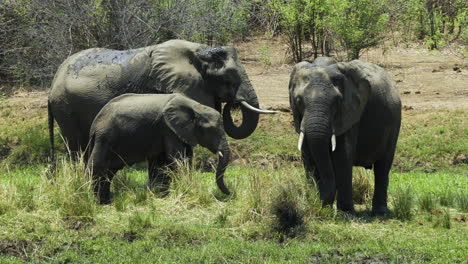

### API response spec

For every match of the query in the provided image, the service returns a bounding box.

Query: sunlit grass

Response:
[0,98,467,262]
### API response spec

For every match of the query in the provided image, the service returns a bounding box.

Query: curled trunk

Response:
[215,138,231,195]
[222,65,260,139]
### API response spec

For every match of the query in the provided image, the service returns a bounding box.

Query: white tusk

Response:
[297,132,304,151]
[240,101,277,114]
[218,151,224,158]
[331,134,336,152]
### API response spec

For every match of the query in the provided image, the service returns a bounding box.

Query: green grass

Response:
[0,97,467,262]
[396,109,468,172]
[0,162,467,263]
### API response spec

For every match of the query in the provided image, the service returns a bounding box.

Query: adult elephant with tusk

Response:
[289,58,401,215]
[48,40,274,160]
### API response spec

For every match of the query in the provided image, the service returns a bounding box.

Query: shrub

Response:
[326,0,389,60]
[269,169,328,237]
[270,0,329,62]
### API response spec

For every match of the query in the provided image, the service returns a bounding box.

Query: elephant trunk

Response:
[304,110,336,206]
[215,137,231,195]
[223,65,275,139]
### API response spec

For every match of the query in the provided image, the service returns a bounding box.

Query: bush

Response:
[326,0,389,60]
[0,0,251,86]
[270,0,329,62]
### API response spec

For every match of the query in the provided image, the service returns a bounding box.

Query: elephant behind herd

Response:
[48,40,401,214]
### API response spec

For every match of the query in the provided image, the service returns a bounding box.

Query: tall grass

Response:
[352,168,374,205]
[392,184,414,221]
[41,154,96,221]
[418,192,437,213]
[167,159,216,207]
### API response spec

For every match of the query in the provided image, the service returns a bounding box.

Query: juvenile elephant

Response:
[48,40,274,160]
[87,93,231,204]
[289,58,401,215]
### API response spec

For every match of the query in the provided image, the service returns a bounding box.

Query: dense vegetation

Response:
[0,0,467,262]
[0,99,467,262]
[1,0,466,85]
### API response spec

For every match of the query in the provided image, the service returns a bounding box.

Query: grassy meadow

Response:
[0,97,467,263]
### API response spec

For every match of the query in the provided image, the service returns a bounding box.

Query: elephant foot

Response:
[338,207,356,216]
[98,192,112,205]
[148,183,170,197]
[371,206,392,217]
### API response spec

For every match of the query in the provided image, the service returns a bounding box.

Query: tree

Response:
[270,0,329,62]
[327,0,389,60]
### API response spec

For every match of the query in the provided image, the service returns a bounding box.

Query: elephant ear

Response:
[334,61,372,135]
[289,62,311,133]
[147,40,204,94]
[163,96,198,147]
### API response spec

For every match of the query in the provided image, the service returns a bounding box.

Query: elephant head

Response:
[162,95,231,195]
[289,60,372,203]
[148,40,275,140]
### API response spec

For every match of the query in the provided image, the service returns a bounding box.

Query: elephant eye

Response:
[214,60,224,70]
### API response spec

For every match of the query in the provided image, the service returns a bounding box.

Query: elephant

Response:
[48,39,274,160]
[86,93,231,204]
[289,58,401,215]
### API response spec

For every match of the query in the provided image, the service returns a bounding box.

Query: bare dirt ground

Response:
[235,36,468,110]
[2,36,467,111]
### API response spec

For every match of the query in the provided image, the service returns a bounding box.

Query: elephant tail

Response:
[48,100,55,163]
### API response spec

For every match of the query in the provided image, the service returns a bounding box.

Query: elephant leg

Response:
[372,140,397,215]
[148,155,171,195]
[333,135,355,214]
[55,116,87,159]
[93,169,117,204]
[88,141,117,204]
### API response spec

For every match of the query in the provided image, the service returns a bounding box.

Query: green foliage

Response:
[3,124,50,165]
[259,45,272,67]
[395,110,468,172]
[1,163,467,262]
[432,209,451,229]
[44,155,96,220]
[270,0,329,61]
[392,184,414,221]
[418,192,436,213]
[456,194,468,212]
[392,0,468,49]
[326,0,389,60]
[127,212,156,233]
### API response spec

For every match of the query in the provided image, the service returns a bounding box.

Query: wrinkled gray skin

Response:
[87,93,231,204]
[48,40,271,160]
[289,58,401,215]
